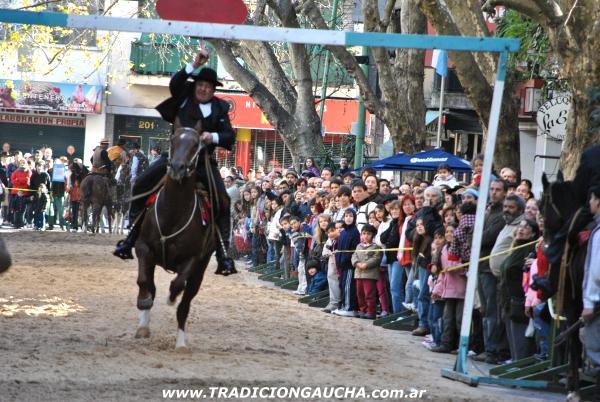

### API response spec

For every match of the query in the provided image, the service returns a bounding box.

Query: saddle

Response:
[145,184,212,225]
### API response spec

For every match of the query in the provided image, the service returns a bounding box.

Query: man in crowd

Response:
[335,157,351,177]
[474,178,508,364]
[379,178,391,196]
[490,194,526,275]
[353,181,377,231]
[129,143,148,186]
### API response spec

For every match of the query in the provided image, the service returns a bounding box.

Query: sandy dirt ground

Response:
[0,230,564,402]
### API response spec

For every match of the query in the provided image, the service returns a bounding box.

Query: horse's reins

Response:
[154,187,199,269]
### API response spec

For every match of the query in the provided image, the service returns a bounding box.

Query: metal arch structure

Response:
[0,8,522,386]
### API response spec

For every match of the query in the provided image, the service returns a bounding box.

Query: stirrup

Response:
[113,239,134,260]
[215,258,237,276]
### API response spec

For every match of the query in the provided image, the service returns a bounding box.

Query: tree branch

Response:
[420,0,493,122]
[298,0,385,116]
[268,0,319,122]
[380,0,397,29]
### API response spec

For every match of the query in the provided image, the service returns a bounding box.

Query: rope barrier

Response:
[331,239,538,272]
[334,246,413,253]
[442,239,538,273]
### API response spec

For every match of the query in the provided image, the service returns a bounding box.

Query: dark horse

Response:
[541,171,591,397]
[134,125,216,350]
[79,174,113,234]
[0,235,11,274]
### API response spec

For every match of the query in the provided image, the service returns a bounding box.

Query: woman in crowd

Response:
[398,195,416,311]
[500,218,539,362]
[303,157,320,178]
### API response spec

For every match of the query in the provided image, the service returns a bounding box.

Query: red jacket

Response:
[10,168,31,195]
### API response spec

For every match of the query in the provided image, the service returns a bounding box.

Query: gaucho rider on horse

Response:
[90,139,114,178]
[113,49,238,276]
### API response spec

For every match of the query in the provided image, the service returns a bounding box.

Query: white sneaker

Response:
[402,302,416,312]
[334,310,357,317]
[293,290,306,295]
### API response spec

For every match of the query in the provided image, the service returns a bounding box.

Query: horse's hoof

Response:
[175,345,189,353]
[167,296,176,306]
[137,297,153,310]
[135,327,150,338]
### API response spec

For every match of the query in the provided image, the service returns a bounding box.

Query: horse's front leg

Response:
[168,257,198,306]
[82,202,90,233]
[107,203,113,234]
[175,255,210,350]
[135,241,155,339]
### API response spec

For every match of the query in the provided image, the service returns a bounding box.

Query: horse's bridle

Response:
[543,182,564,221]
[168,128,203,178]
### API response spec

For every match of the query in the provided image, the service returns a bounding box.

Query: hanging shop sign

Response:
[0,79,102,114]
[536,95,570,141]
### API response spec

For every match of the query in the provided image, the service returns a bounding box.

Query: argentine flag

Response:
[432,49,448,77]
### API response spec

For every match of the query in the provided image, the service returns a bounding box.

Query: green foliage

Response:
[495,10,549,81]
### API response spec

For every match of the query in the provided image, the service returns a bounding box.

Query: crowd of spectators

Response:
[0,141,150,232]
[0,142,86,231]
[227,155,550,364]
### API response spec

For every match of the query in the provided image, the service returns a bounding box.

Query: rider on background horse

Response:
[113,49,237,276]
[90,139,114,179]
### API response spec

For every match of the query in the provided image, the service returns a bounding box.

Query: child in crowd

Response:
[333,209,360,317]
[430,223,464,353]
[322,222,341,313]
[432,163,459,189]
[411,217,433,336]
[351,224,381,319]
[290,215,309,295]
[306,259,328,295]
[33,183,49,230]
[310,214,331,273]
[427,227,448,349]
[279,215,291,280]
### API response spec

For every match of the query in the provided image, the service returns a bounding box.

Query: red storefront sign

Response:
[217,93,369,134]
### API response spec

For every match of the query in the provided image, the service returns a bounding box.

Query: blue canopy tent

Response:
[368,148,472,172]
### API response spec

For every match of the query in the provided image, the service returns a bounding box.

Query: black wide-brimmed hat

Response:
[193,67,223,87]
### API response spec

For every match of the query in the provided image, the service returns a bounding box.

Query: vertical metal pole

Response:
[318,0,340,123]
[454,51,508,374]
[436,74,445,148]
[354,46,368,169]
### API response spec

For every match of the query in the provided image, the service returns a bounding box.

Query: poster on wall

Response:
[0,79,102,114]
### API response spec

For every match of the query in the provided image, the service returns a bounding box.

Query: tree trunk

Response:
[393,0,427,154]
[419,0,521,171]
[558,15,600,178]
[560,66,600,178]
[480,0,600,177]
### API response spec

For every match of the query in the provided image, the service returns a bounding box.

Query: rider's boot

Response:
[113,222,140,259]
[113,203,144,260]
[214,210,237,276]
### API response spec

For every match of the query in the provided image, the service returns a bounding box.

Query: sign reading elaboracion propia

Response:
[536,95,571,141]
[0,79,102,114]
